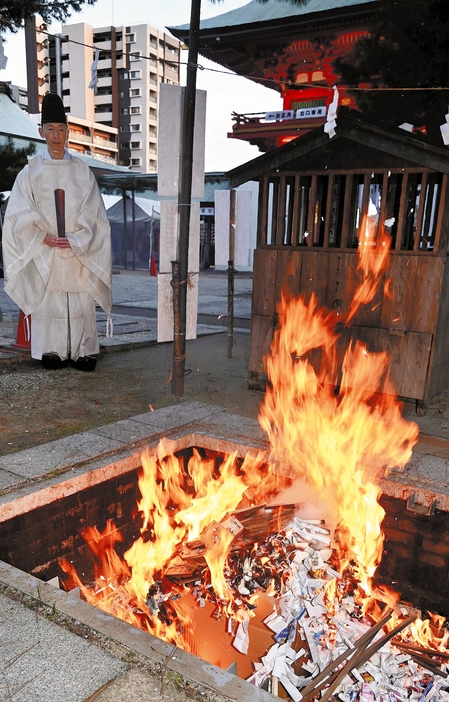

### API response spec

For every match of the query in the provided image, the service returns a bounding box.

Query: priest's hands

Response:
[44,233,71,249]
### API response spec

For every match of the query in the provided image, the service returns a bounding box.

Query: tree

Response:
[333,0,449,141]
[0,137,35,202]
[0,0,97,34]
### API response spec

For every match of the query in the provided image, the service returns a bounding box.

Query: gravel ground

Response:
[0,331,262,455]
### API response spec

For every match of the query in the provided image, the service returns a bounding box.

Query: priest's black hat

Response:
[41,92,67,124]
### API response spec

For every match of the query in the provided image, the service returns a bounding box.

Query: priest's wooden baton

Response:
[54,188,66,237]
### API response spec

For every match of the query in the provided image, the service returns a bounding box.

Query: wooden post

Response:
[172,0,201,396]
[131,188,136,271]
[172,259,181,381]
[227,189,236,358]
[122,189,127,270]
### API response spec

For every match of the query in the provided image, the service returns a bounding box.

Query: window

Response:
[129,51,140,61]
[121,142,130,149]
[130,158,141,166]
[166,44,178,55]
[130,141,141,149]
[149,34,157,49]
[159,39,165,50]
[130,106,141,114]
[121,72,128,80]
[131,124,141,132]
[260,169,444,251]
[149,90,157,103]
[125,33,135,43]
[149,125,157,137]
[129,70,141,79]
[149,57,157,68]
[149,108,157,120]
[120,107,128,115]
[149,73,157,85]
[129,88,141,96]
[120,125,128,132]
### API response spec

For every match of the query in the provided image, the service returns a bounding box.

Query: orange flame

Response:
[60,214,449,659]
[259,220,417,600]
[60,439,288,650]
[347,218,392,323]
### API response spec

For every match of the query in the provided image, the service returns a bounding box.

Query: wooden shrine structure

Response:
[228,108,449,409]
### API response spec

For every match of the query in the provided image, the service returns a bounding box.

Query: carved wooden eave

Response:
[168,0,378,92]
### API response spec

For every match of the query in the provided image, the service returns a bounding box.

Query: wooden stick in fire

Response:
[394,640,449,660]
[317,614,417,702]
[393,641,447,677]
[54,189,66,238]
[300,608,394,702]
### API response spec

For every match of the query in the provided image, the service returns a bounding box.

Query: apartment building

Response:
[25,18,181,172]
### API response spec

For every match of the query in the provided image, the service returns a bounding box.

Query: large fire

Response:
[60,217,449,693]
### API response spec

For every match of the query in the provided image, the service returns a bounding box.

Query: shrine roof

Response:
[227,107,449,186]
[169,0,377,36]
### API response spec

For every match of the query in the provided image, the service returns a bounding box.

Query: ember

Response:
[60,218,449,700]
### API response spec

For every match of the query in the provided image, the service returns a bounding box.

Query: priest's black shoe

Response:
[42,353,69,370]
[70,356,97,372]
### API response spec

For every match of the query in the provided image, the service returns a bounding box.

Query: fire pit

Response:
[1,408,449,702]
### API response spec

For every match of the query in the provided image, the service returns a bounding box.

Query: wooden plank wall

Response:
[250,249,445,400]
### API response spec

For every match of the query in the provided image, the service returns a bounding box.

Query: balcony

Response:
[97,58,112,70]
[94,111,113,122]
[69,131,92,145]
[91,152,117,164]
[37,64,49,80]
[94,40,112,51]
[93,136,118,151]
[228,109,328,152]
[97,76,112,89]
[95,94,113,106]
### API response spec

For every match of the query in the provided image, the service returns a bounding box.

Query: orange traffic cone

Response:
[12,310,31,350]
[150,254,157,277]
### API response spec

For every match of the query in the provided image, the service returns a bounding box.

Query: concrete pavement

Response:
[0,269,252,363]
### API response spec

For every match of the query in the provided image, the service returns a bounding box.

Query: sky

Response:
[1,0,282,171]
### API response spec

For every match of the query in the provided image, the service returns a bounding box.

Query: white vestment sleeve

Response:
[2,165,55,315]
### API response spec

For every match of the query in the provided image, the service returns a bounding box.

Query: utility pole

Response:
[172,0,201,396]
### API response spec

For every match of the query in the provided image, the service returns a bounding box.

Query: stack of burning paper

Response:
[232,518,449,702]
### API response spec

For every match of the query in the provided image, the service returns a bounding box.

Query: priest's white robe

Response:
[2,152,112,361]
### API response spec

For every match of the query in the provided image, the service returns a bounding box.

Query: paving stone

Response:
[0,592,124,702]
[0,433,124,479]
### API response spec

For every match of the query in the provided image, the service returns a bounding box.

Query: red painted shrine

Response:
[169,0,378,151]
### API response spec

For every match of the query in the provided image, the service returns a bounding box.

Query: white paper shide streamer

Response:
[324,85,339,139]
